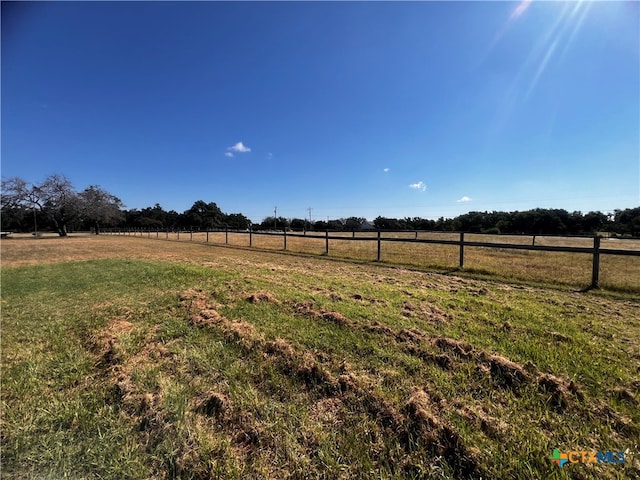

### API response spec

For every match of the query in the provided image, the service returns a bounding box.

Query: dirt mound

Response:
[339,374,403,431]
[537,373,583,409]
[293,301,323,318]
[451,401,507,440]
[189,307,223,327]
[396,328,425,344]
[89,318,136,367]
[292,301,352,327]
[180,288,210,310]
[296,353,339,394]
[265,337,297,359]
[193,391,232,420]
[321,311,350,327]
[403,388,479,477]
[434,337,475,359]
[247,292,280,304]
[363,321,395,336]
[480,353,530,389]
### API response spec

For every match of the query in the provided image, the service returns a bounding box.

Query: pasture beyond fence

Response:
[105,228,640,291]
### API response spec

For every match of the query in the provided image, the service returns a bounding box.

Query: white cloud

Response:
[457,196,472,203]
[224,151,234,158]
[227,141,251,155]
[409,181,427,191]
[383,167,390,173]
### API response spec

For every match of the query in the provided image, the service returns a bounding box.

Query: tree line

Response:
[1,174,639,237]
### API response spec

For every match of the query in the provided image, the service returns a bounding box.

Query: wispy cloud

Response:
[457,196,472,203]
[224,152,234,158]
[383,167,390,173]
[409,181,427,192]
[226,141,251,157]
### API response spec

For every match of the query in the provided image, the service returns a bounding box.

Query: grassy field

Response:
[110,230,640,292]
[1,235,639,479]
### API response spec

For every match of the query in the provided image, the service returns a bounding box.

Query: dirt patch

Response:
[193,391,232,420]
[265,337,297,359]
[247,291,281,305]
[403,388,479,477]
[296,353,339,394]
[535,373,583,410]
[396,328,425,344]
[321,311,350,327]
[190,307,224,327]
[89,318,136,367]
[609,387,638,405]
[363,320,395,336]
[293,301,323,318]
[402,302,451,324]
[451,401,507,440]
[309,397,343,426]
[479,353,530,390]
[406,347,454,370]
[291,301,352,328]
[180,288,211,310]
[434,337,475,359]
[338,373,404,432]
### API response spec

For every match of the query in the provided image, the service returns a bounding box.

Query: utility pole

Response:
[308,207,312,229]
[274,206,277,230]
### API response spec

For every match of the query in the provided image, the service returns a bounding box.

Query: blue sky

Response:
[2,1,638,223]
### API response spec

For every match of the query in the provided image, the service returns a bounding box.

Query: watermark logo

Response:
[549,449,568,467]
[549,449,625,467]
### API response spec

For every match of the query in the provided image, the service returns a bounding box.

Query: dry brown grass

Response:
[97,231,640,291]
[3,231,639,291]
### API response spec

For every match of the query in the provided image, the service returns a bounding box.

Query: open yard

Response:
[109,230,640,292]
[1,235,639,479]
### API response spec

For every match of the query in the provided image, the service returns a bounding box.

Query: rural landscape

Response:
[3,1,639,479]
[1,232,639,479]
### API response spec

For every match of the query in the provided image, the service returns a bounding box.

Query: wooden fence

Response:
[105,228,640,290]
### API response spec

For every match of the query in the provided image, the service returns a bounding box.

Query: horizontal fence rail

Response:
[104,228,640,290]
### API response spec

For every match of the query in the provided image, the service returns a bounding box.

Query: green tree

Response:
[1,174,79,236]
[79,185,124,234]
[344,217,366,231]
[183,201,224,229]
[224,213,251,230]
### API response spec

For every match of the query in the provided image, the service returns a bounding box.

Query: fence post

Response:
[225,226,228,245]
[325,230,329,255]
[352,230,356,239]
[166,229,169,240]
[377,230,381,261]
[283,228,287,250]
[591,235,601,289]
[459,232,465,269]
[249,227,253,247]
[177,230,180,240]
[190,229,193,241]
[206,230,209,243]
